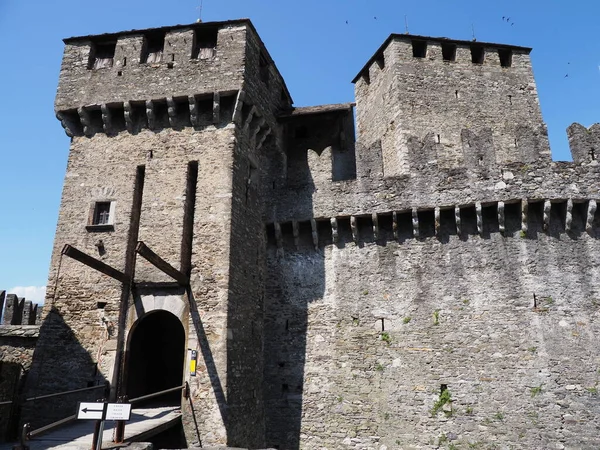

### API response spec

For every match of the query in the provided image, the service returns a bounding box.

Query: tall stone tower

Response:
[27,19,290,447]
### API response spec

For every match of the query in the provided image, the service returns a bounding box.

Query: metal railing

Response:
[16,382,189,449]
[113,382,188,444]
[14,382,110,450]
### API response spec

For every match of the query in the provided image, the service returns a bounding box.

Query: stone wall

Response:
[264,205,600,449]
[0,326,39,442]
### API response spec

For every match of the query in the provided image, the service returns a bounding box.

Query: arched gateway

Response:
[125,310,185,405]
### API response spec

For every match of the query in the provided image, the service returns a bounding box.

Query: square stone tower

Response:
[27,19,291,447]
[353,34,551,176]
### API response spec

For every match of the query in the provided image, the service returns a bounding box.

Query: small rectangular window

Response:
[87,201,115,230]
[412,40,427,58]
[94,202,111,225]
[89,42,116,70]
[441,43,456,62]
[471,45,485,64]
[192,27,218,59]
[498,48,512,67]
[142,34,165,64]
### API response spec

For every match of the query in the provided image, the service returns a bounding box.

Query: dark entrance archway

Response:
[126,310,185,405]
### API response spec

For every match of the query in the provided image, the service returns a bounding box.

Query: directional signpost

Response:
[77,401,132,449]
[77,402,105,420]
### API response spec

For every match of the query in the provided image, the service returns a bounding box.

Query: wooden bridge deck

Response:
[1,405,181,449]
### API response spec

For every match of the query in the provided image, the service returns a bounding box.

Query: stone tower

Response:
[353,34,550,176]
[27,19,290,447]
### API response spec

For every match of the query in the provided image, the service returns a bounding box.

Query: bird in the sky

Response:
[345,20,348,25]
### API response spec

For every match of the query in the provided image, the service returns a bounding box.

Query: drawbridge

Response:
[6,405,181,449]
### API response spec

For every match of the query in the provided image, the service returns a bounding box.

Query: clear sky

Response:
[0,0,598,302]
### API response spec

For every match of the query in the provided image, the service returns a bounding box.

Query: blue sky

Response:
[0,0,598,302]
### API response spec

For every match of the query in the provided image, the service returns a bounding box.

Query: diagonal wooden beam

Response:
[135,241,189,285]
[61,244,130,283]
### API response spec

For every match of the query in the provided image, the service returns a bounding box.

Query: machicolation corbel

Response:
[498,201,505,235]
[543,200,551,231]
[586,200,596,231]
[566,199,573,231]
[521,199,528,233]
[412,208,419,238]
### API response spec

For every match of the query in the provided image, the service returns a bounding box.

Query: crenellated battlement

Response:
[567,122,600,164]
[0,291,43,326]
[55,19,292,121]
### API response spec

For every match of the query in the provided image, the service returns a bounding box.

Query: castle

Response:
[0,18,599,449]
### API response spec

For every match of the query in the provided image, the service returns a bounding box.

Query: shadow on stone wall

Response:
[22,307,108,432]
[262,159,325,450]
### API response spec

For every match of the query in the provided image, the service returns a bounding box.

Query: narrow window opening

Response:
[142,33,165,63]
[442,43,456,61]
[192,27,218,59]
[89,42,116,70]
[455,90,459,99]
[436,134,441,144]
[93,202,111,225]
[167,62,174,69]
[508,95,512,105]
[514,138,518,148]
[381,318,385,331]
[471,45,485,64]
[96,302,107,309]
[285,319,289,331]
[117,71,122,77]
[590,148,596,160]
[259,52,269,86]
[441,384,448,394]
[412,40,427,58]
[498,48,512,67]
[375,53,385,69]
[122,57,127,67]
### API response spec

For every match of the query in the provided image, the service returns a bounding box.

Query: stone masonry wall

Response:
[264,208,600,449]
[0,326,39,442]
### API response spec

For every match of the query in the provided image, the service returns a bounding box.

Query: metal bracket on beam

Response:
[136,241,189,286]
[62,244,129,283]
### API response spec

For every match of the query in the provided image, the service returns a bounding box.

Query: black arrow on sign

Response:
[82,407,104,413]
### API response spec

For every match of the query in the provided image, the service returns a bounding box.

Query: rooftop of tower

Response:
[63,18,253,43]
[352,33,533,83]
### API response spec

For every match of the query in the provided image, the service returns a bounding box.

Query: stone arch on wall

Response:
[124,294,189,404]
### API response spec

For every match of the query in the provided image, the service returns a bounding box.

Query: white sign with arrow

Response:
[77,402,105,420]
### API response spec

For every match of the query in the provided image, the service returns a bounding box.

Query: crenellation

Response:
[567,122,600,163]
